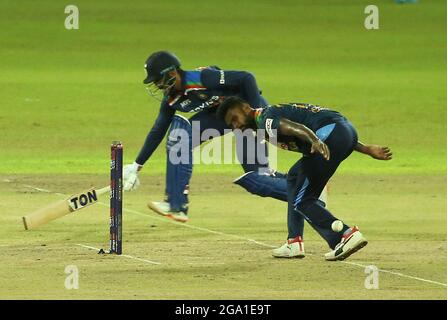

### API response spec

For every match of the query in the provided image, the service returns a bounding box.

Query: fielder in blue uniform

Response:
[217,97,392,261]
[122,51,290,222]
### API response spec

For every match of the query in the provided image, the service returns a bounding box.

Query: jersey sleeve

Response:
[135,101,175,165]
[200,69,262,107]
[260,108,281,138]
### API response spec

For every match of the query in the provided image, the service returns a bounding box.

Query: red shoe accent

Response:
[342,226,359,240]
[287,236,302,244]
[288,236,304,251]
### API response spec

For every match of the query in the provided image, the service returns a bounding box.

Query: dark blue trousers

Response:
[287,120,358,249]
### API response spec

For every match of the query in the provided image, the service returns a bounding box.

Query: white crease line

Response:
[24,185,51,193]
[12,181,447,288]
[76,244,161,265]
[187,262,226,265]
[101,203,276,248]
[342,261,447,288]
[99,204,447,288]
[248,239,276,248]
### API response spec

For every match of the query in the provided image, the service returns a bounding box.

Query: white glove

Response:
[123,162,142,191]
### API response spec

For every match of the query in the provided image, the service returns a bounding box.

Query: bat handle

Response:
[96,186,111,195]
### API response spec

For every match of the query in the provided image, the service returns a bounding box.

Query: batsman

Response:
[123,51,290,222]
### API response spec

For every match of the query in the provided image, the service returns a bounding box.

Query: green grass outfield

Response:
[1,0,446,299]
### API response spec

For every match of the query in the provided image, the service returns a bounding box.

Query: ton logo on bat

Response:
[69,190,98,210]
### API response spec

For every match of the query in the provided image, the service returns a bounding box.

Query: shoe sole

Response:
[334,240,368,261]
[272,254,305,259]
[147,202,188,223]
[326,232,368,261]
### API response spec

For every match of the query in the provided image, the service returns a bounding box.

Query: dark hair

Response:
[216,96,247,121]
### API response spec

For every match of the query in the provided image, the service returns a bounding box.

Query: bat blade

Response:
[22,186,110,230]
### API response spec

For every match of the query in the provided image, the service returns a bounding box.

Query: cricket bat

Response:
[22,186,110,230]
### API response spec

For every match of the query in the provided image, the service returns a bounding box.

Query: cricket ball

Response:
[331,220,344,232]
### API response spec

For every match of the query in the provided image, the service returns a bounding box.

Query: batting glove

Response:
[123,162,142,191]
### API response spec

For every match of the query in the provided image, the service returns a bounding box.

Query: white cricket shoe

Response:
[325,226,367,261]
[272,236,305,258]
[147,201,189,223]
[148,201,170,214]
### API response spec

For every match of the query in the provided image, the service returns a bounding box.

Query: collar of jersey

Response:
[167,70,206,106]
[254,108,263,127]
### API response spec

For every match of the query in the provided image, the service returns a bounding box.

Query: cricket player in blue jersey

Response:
[122,51,291,222]
[217,96,392,261]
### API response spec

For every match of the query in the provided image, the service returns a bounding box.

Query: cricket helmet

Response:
[143,51,181,84]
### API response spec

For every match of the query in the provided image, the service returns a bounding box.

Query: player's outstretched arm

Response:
[279,118,330,160]
[123,102,176,191]
[355,141,392,160]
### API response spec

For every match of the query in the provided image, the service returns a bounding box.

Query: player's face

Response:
[155,71,178,94]
[225,104,254,130]
[146,70,179,100]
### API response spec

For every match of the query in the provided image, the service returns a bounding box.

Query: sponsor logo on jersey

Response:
[309,105,322,113]
[219,70,225,84]
[189,95,222,112]
[291,103,324,113]
[265,118,275,137]
[180,99,192,108]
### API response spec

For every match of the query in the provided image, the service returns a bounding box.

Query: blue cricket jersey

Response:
[136,67,267,165]
[255,103,345,154]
